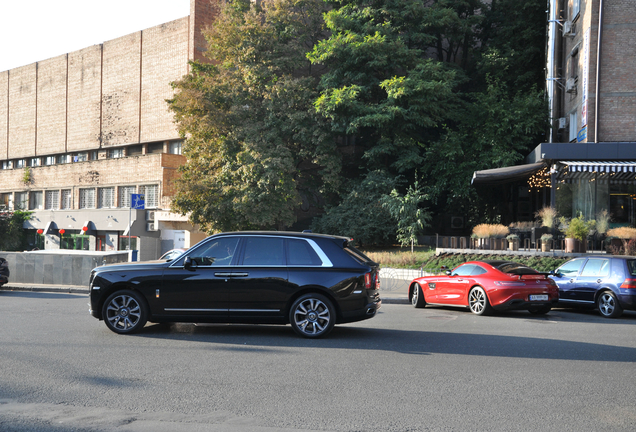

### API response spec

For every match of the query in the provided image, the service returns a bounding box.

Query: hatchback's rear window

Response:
[496,262,538,275]
[627,260,636,276]
[344,244,375,265]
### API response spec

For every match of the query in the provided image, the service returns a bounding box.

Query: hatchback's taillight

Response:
[620,278,636,289]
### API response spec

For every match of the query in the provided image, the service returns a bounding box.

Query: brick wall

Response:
[8,64,37,158]
[67,45,102,152]
[597,0,636,141]
[0,71,7,158]
[36,56,68,155]
[140,18,189,143]
[190,0,222,62]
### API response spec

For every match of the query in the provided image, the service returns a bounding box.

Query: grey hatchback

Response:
[550,256,636,318]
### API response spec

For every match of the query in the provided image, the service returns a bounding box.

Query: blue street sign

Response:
[131,194,145,209]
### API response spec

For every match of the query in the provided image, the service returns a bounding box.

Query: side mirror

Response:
[445,270,452,276]
[184,256,196,270]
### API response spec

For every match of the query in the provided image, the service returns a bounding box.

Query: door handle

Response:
[569,279,574,283]
[597,279,602,283]
[214,272,232,277]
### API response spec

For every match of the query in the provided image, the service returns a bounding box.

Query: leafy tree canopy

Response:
[168,0,338,232]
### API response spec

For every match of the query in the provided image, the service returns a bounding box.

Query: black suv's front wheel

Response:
[102,290,148,334]
[289,293,335,338]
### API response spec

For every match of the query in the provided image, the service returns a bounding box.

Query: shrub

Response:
[606,227,636,239]
[536,206,557,229]
[565,215,593,241]
[472,224,509,239]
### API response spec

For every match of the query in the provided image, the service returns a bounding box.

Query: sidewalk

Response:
[0,267,415,304]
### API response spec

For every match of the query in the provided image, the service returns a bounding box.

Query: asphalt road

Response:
[1,291,635,432]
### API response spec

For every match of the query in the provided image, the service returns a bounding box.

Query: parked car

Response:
[409,260,559,315]
[550,255,636,318]
[159,248,188,261]
[89,231,381,337]
[0,257,9,286]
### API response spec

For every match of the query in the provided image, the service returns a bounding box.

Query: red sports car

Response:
[409,260,559,315]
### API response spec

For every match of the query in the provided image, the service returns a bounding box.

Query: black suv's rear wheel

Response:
[290,293,335,338]
[102,290,148,334]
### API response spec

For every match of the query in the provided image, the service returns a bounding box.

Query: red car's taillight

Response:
[493,281,526,286]
[620,278,636,289]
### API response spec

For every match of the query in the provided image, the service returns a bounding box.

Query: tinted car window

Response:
[557,258,585,277]
[287,239,322,266]
[627,260,636,276]
[471,265,487,276]
[242,237,285,266]
[580,258,610,277]
[188,236,239,266]
[344,244,374,265]
[452,264,475,276]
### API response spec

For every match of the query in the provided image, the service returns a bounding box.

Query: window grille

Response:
[29,191,43,210]
[139,185,158,208]
[45,190,59,210]
[118,186,136,208]
[79,188,95,209]
[98,187,115,208]
[14,192,27,210]
[61,190,72,209]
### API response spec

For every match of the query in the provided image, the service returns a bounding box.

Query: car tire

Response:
[411,283,427,308]
[597,291,623,318]
[102,290,148,334]
[289,293,335,338]
[468,286,492,316]
[528,305,552,315]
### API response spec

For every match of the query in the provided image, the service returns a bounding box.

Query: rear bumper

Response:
[492,297,559,311]
[339,297,382,324]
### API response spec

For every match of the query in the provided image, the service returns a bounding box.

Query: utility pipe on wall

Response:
[594,0,604,143]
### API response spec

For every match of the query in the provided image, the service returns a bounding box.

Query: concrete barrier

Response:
[0,250,130,286]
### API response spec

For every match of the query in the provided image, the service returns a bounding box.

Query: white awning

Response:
[559,161,636,182]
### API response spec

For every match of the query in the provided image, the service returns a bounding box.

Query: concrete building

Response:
[472,0,636,226]
[0,0,218,259]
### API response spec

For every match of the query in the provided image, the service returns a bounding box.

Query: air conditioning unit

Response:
[558,117,568,129]
[146,210,156,221]
[450,216,464,229]
[562,21,575,37]
[565,78,576,93]
[146,222,157,232]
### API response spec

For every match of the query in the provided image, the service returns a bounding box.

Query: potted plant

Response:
[506,234,520,251]
[564,215,593,253]
[541,233,553,252]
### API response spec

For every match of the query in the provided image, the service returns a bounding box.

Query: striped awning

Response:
[559,161,636,182]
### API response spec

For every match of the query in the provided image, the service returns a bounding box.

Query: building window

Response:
[569,111,578,142]
[29,191,43,210]
[61,189,72,209]
[169,141,182,155]
[45,156,56,166]
[107,148,124,159]
[0,193,12,210]
[572,0,580,19]
[45,190,59,210]
[147,142,164,154]
[91,151,98,160]
[30,157,41,167]
[128,145,143,156]
[1,161,12,169]
[14,192,28,210]
[139,185,158,208]
[15,159,26,168]
[118,186,136,208]
[98,187,115,208]
[57,154,70,164]
[79,188,96,209]
[74,152,89,162]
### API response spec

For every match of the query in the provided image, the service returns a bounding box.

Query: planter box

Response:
[565,238,586,253]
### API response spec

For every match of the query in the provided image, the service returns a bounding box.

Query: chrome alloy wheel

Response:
[105,293,142,331]
[411,286,419,306]
[598,291,621,318]
[469,288,487,314]
[293,298,331,336]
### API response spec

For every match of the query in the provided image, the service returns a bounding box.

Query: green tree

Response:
[311,170,398,246]
[168,0,338,232]
[0,210,32,251]
[382,177,431,251]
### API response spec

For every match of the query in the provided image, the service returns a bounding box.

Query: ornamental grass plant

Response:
[472,224,509,239]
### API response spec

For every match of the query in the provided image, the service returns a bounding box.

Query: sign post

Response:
[128,193,145,251]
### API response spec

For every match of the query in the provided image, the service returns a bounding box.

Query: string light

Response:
[527,166,552,191]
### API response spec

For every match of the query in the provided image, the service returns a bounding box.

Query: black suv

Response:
[89,231,381,337]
